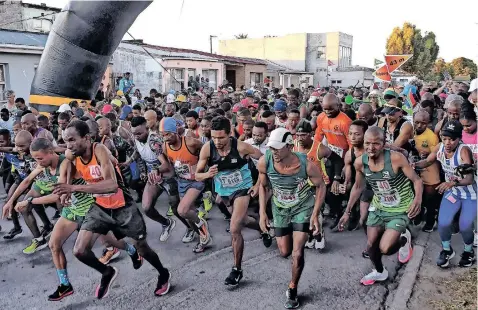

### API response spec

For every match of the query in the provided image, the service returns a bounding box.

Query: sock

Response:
[57,269,70,286]
[464,244,473,253]
[106,246,114,251]
[442,240,451,251]
[125,242,136,256]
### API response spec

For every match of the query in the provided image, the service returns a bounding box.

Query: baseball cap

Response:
[111,99,122,107]
[246,90,254,97]
[176,94,186,103]
[232,103,242,113]
[267,127,294,149]
[296,119,312,133]
[119,105,132,120]
[441,120,463,140]
[166,93,175,103]
[116,90,124,96]
[102,104,114,114]
[382,101,404,115]
[274,100,287,112]
[58,103,71,113]
[469,78,478,92]
[159,117,178,133]
[383,89,399,99]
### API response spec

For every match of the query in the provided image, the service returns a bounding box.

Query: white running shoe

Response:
[160,218,176,242]
[182,229,196,243]
[398,229,413,263]
[360,268,389,286]
[305,236,315,249]
[315,230,325,250]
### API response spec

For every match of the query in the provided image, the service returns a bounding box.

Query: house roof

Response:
[122,40,268,65]
[0,29,48,47]
[22,2,62,12]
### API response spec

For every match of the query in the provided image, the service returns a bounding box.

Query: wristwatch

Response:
[26,196,34,206]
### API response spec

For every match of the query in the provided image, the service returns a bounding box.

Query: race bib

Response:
[376,180,400,207]
[329,144,344,157]
[274,188,299,205]
[218,171,243,188]
[89,165,102,179]
[174,160,192,179]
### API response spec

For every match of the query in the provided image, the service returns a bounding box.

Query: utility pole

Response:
[209,35,217,54]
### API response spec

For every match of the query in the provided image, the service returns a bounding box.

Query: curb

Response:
[388,228,431,310]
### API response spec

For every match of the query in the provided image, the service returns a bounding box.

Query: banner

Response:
[374,58,384,66]
[384,54,412,73]
[373,64,391,81]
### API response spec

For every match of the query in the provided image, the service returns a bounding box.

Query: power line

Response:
[0,11,67,28]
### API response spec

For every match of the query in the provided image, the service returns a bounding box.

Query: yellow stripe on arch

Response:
[29,95,90,106]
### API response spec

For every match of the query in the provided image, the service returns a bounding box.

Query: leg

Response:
[49,217,78,283]
[437,194,461,248]
[141,182,169,226]
[290,231,308,288]
[379,229,403,256]
[177,188,202,230]
[459,198,478,247]
[33,204,53,229]
[73,230,107,274]
[276,234,293,258]
[134,239,167,274]
[423,185,441,229]
[229,195,250,269]
[22,204,42,238]
[366,226,385,272]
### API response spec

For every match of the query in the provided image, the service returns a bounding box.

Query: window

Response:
[167,68,185,91]
[187,69,196,82]
[0,64,6,102]
[250,72,263,87]
[265,75,275,87]
[331,80,342,84]
[339,46,352,68]
[202,69,217,89]
[317,46,326,59]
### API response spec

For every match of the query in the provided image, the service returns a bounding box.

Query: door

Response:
[226,70,236,89]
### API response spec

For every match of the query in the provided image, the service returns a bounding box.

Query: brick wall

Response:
[0,1,23,31]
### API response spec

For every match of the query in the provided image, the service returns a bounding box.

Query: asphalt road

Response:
[0,189,402,310]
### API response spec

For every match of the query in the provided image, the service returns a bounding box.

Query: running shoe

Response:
[99,247,120,265]
[398,229,413,264]
[362,249,369,259]
[3,227,22,240]
[40,225,54,239]
[160,218,176,242]
[473,231,478,247]
[193,242,207,253]
[48,284,74,301]
[261,232,272,248]
[23,238,48,254]
[154,269,171,296]
[203,191,213,212]
[284,287,300,309]
[224,267,243,286]
[95,266,118,299]
[304,234,315,249]
[129,248,143,270]
[360,268,388,286]
[422,222,435,233]
[198,207,208,220]
[315,231,325,250]
[437,247,455,268]
[198,219,211,246]
[167,207,174,217]
[458,250,475,267]
[182,229,196,243]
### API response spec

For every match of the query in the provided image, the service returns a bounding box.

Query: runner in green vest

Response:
[339,126,422,286]
[257,128,326,309]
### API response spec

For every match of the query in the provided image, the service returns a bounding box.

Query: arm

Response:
[393,122,413,148]
[393,152,423,217]
[344,158,366,215]
[434,119,444,136]
[453,147,475,187]
[5,167,43,206]
[239,140,263,160]
[343,150,353,191]
[257,156,270,219]
[414,144,440,169]
[385,144,408,158]
[307,159,326,220]
[72,144,118,194]
[30,159,71,205]
[299,104,307,120]
[319,144,344,180]
[195,142,214,182]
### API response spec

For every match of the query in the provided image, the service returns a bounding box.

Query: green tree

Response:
[385,23,439,78]
[234,34,249,39]
[450,57,477,79]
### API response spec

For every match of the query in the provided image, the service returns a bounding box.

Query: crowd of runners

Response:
[0,75,476,309]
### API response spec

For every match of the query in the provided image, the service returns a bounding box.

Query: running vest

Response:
[362,149,414,212]
[34,154,65,195]
[293,141,329,184]
[165,136,198,180]
[68,178,95,217]
[75,143,126,209]
[265,150,314,209]
[436,143,477,200]
[381,118,413,152]
[135,132,162,172]
[209,137,252,196]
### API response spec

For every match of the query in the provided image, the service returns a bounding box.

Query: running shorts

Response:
[360,187,374,203]
[220,188,249,207]
[177,178,205,198]
[80,203,147,241]
[273,204,313,237]
[366,209,409,233]
[61,207,85,227]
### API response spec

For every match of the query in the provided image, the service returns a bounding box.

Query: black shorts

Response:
[80,203,147,241]
[220,189,249,206]
[360,187,374,203]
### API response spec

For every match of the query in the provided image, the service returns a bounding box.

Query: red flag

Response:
[327,60,334,66]
[373,65,391,81]
[384,55,412,73]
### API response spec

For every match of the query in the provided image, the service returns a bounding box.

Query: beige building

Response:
[218,32,353,87]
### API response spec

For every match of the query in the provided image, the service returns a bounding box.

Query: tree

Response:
[234,34,248,39]
[385,23,439,78]
[450,57,477,79]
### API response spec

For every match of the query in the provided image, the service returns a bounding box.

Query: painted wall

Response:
[329,70,374,87]
[244,64,267,88]
[21,7,58,33]
[306,33,328,87]
[218,34,307,71]
[0,52,41,103]
[162,59,224,92]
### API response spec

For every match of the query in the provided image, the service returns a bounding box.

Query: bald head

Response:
[15,130,33,153]
[321,93,340,118]
[144,110,158,130]
[358,103,374,122]
[414,110,430,122]
[86,120,99,139]
[365,126,384,140]
[421,92,434,102]
[98,117,111,136]
[21,113,36,123]
[323,93,339,106]
[144,110,157,120]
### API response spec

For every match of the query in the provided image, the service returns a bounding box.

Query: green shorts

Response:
[61,207,85,227]
[272,203,313,237]
[366,209,409,233]
[32,180,54,196]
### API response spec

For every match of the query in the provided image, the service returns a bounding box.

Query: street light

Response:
[210,35,217,54]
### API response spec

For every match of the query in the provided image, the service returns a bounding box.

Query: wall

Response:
[0,52,41,103]
[329,70,374,87]
[218,34,307,71]
[21,6,58,33]
[111,47,163,95]
[306,33,328,87]
[162,59,224,92]
[244,64,267,88]
[0,1,23,31]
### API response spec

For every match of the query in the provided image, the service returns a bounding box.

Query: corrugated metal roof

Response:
[0,29,48,47]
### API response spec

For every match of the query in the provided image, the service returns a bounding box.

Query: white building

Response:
[0,1,61,34]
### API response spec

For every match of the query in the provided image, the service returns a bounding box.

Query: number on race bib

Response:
[89,165,102,179]
[328,145,344,158]
[275,188,298,205]
[376,180,391,191]
[219,171,243,187]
